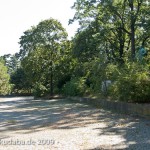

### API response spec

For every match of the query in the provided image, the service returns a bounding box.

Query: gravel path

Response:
[0,96,150,150]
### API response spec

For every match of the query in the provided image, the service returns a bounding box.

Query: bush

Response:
[33,82,48,97]
[62,77,87,96]
[108,62,150,103]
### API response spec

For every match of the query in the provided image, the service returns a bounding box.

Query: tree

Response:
[0,60,10,95]
[3,53,20,74]
[10,67,31,94]
[71,0,150,60]
[20,18,68,96]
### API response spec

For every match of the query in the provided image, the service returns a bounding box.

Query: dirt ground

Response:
[0,96,150,150]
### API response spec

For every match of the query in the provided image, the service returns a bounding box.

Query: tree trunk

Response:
[118,28,124,58]
[50,65,53,96]
[129,0,136,59]
[131,23,136,59]
[50,43,54,96]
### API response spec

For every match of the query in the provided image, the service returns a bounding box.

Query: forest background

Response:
[0,0,149,103]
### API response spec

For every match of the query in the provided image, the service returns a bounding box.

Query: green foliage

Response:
[107,61,150,103]
[20,18,68,96]
[69,0,150,103]
[10,68,31,94]
[3,53,20,74]
[5,1,148,105]
[71,0,150,59]
[33,82,48,97]
[0,61,10,95]
[62,77,87,96]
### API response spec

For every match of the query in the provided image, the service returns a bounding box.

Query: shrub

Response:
[108,61,150,103]
[62,77,87,96]
[33,82,48,97]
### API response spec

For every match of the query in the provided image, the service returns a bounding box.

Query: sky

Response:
[0,0,79,56]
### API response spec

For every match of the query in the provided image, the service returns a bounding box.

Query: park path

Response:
[0,96,150,150]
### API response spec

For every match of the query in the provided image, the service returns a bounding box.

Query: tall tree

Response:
[0,60,10,95]
[71,0,150,59]
[20,18,68,96]
[3,53,20,74]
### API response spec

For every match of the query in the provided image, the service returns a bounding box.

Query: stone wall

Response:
[68,97,150,119]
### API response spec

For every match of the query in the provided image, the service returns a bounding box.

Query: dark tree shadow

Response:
[0,96,150,149]
[0,97,100,132]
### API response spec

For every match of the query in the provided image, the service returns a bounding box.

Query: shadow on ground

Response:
[0,97,101,132]
[0,96,149,149]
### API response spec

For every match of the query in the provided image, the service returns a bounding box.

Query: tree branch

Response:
[142,36,150,46]
[118,27,131,35]
[134,0,143,23]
